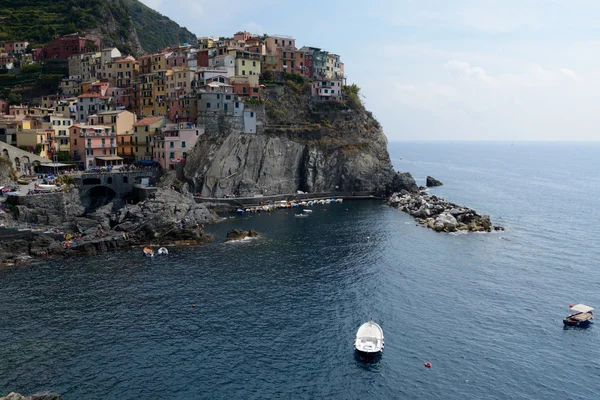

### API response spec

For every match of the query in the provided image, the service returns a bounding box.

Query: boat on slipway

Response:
[564,304,594,327]
[143,247,154,257]
[354,319,384,358]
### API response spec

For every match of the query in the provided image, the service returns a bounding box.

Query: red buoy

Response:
[570,304,573,308]
[424,362,432,368]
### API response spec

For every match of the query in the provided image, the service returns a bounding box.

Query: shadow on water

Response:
[354,351,383,370]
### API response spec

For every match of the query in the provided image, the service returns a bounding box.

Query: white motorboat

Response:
[294,214,309,218]
[157,247,169,255]
[354,319,384,357]
[303,209,313,213]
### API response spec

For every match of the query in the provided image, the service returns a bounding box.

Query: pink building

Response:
[152,122,202,169]
[88,81,111,96]
[234,32,252,42]
[166,52,187,68]
[311,79,343,102]
[69,124,119,168]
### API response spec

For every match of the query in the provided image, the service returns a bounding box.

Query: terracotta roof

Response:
[134,116,163,127]
[78,93,103,98]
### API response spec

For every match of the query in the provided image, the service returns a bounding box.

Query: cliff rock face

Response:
[184,82,416,197]
[0,158,13,186]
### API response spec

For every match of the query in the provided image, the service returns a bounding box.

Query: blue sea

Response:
[1,141,600,399]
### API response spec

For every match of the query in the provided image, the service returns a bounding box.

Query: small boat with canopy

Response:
[563,304,594,327]
[354,319,384,357]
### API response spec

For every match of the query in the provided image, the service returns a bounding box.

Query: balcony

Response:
[87,143,117,148]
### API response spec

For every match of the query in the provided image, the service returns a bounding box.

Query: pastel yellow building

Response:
[49,115,74,152]
[153,71,167,116]
[139,74,154,117]
[132,116,166,160]
[111,56,139,88]
[233,51,262,77]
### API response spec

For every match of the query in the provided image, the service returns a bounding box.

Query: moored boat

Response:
[294,213,309,218]
[564,304,594,327]
[157,247,168,255]
[354,319,384,358]
[143,247,154,257]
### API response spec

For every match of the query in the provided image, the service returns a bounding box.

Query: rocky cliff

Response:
[184,81,416,198]
[0,187,218,264]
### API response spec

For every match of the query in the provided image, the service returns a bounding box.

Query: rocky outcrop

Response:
[0,188,218,264]
[0,392,61,400]
[387,190,503,233]
[183,82,415,198]
[226,229,259,242]
[426,176,443,187]
[7,189,85,227]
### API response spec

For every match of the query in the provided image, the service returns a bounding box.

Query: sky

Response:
[139,0,600,141]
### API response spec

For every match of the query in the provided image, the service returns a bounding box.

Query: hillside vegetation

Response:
[0,0,197,54]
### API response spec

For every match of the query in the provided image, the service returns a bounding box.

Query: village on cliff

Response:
[0,32,345,174]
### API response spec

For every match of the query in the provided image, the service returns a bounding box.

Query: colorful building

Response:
[5,41,29,55]
[152,122,203,169]
[69,124,119,167]
[42,34,102,60]
[50,116,74,152]
[233,51,261,77]
[311,79,343,102]
[133,116,166,160]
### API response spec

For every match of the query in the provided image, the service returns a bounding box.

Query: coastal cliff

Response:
[183,80,417,197]
[0,187,217,265]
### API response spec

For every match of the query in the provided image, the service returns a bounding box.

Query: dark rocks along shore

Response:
[387,189,504,233]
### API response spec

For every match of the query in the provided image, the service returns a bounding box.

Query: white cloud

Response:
[560,68,579,80]
[444,60,495,83]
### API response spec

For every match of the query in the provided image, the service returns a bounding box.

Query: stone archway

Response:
[14,157,21,171]
[2,149,8,159]
[22,156,30,163]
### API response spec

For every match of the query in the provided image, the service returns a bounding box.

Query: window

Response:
[235,102,239,108]
[183,152,187,158]
[242,70,246,75]
[226,95,231,100]
[250,112,254,118]
[196,130,199,136]
[207,102,211,108]
[252,88,259,93]
[170,152,175,159]
[182,141,186,148]
[242,60,245,66]
[253,61,256,67]
[74,139,77,145]
[170,142,174,148]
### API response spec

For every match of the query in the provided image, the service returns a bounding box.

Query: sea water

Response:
[1,141,600,399]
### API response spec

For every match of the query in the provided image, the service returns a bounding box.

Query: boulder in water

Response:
[226,229,259,241]
[426,176,443,187]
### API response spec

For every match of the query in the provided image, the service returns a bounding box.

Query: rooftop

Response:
[134,116,164,127]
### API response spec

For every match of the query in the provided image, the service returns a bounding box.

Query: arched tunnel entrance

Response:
[83,185,118,214]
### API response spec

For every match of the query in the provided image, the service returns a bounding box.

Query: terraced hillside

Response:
[0,0,197,55]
